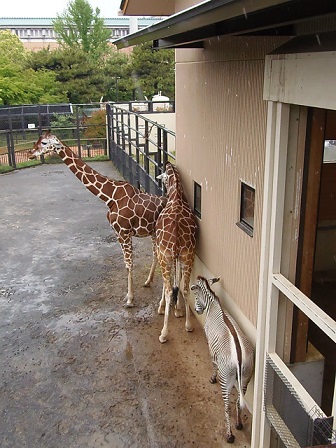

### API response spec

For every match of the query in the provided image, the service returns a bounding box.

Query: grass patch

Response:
[83,155,109,162]
[0,165,14,174]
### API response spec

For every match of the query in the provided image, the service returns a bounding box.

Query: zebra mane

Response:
[197,276,220,303]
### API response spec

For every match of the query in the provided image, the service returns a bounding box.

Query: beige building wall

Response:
[175,0,198,12]
[175,36,288,328]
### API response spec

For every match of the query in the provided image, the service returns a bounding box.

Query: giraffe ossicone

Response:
[155,162,197,343]
[29,130,167,307]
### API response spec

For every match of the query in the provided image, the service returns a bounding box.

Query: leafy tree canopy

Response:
[129,42,175,100]
[53,0,111,60]
[0,30,26,65]
[0,32,67,105]
[0,64,67,105]
[28,47,107,103]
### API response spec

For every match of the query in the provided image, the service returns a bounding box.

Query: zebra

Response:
[190,275,254,443]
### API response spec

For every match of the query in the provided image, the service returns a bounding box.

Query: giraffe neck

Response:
[56,144,119,205]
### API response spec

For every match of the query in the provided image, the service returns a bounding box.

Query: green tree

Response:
[0,31,67,105]
[102,50,131,102]
[28,47,105,103]
[53,0,111,60]
[128,42,175,100]
[0,30,26,64]
[83,109,106,139]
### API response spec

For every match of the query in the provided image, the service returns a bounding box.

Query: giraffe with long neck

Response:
[156,162,197,343]
[29,130,167,307]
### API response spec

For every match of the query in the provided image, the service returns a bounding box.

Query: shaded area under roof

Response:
[114,0,336,49]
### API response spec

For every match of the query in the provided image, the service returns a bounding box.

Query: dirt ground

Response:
[0,162,252,448]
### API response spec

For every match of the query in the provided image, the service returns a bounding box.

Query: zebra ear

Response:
[209,277,220,285]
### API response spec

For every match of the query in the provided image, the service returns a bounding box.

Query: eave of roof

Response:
[114,0,336,49]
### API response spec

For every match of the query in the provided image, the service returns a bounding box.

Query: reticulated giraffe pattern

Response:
[156,162,197,343]
[191,276,254,444]
[30,130,167,307]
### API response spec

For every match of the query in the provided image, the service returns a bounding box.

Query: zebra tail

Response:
[237,363,245,410]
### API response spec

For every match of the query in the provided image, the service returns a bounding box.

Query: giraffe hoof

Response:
[236,423,243,430]
[174,309,184,318]
[159,335,167,343]
[185,325,194,332]
[158,306,165,315]
[143,281,151,288]
[227,434,235,444]
[125,302,135,308]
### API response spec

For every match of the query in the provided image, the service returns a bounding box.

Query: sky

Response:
[0,0,122,18]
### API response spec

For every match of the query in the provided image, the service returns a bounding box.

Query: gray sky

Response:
[0,0,122,18]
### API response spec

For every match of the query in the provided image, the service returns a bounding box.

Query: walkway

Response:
[0,162,251,448]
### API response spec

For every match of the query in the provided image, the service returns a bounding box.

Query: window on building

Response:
[237,182,255,237]
[194,182,202,219]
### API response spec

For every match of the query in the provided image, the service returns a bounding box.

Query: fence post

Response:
[106,103,112,160]
[6,131,16,169]
[143,121,150,191]
[162,130,168,167]
[75,105,82,158]
[156,127,162,180]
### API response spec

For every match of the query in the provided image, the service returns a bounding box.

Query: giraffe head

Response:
[156,162,183,196]
[29,131,63,159]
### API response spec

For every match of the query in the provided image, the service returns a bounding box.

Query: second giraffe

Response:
[156,162,197,343]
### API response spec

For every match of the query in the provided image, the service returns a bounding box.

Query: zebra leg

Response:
[236,377,249,430]
[219,377,235,443]
[236,397,244,430]
[210,361,217,384]
[144,235,157,287]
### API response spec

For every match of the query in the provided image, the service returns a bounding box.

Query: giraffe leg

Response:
[144,235,157,287]
[159,275,172,343]
[159,287,171,343]
[181,267,193,332]
[158,285,165,314]
[117,234,134,307]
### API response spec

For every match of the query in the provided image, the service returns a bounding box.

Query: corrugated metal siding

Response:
[176,36,288,326]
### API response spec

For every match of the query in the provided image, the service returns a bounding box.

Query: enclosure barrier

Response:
[0,102,175,178]
[106,102,175,196]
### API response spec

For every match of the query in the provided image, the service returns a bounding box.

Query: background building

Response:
[0,16,160,51]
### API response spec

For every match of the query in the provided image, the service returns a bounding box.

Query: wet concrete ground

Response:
[0,162,251,448]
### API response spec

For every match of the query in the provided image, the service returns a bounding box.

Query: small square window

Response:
[194,182,201,219]
[237,182,255,237]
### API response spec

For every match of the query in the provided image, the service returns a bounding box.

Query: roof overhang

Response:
[120,0,174,16]
[115,0,336,50]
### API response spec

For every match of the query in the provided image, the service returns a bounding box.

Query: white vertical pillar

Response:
[251,101,290,448]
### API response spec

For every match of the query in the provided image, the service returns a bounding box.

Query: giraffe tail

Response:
[171,258,180,304]
[172,286,179,304]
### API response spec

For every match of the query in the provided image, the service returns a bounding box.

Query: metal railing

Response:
[0,102,176,188]
[106,102,176,196]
